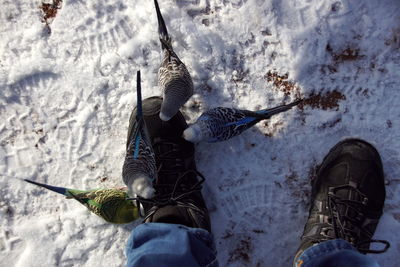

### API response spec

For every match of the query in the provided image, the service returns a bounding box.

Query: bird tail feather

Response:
[257,99,302,118]
[136,70,143,120]
[24,179,69,196]
[154,0,171,49]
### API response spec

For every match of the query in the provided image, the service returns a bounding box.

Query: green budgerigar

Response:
[24,179,139,224]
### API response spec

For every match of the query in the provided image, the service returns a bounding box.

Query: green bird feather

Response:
[24,179,139,224]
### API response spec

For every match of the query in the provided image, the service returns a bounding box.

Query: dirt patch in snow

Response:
[265,71,346,111]
[265,71,301,98]
[299,90,346,111]
[228,235,252,264]
[326,44,365,63]
[40,0,63,33]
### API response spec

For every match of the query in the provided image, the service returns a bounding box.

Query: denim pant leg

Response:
[126,222,218,267]
[295,239,380,267]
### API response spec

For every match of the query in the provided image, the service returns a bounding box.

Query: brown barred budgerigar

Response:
[154,0,194,121]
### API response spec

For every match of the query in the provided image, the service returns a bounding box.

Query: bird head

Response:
[128,176,155,199]
[183,124,203,143]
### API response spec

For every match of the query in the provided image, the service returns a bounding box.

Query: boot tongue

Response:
[149,205,194,227]
[327,163,368,237]
[328,163,364,212]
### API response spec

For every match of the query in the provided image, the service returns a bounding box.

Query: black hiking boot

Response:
[126,96,211,232]
[294,139,390,262]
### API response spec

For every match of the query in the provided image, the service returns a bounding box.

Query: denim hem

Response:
[295,239,380,267]
[295,239,355,266]
[125,222,218,267]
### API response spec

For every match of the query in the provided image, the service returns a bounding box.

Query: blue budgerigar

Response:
[183,100,302,143]
[154,0,194,121]
[122,71,157,199]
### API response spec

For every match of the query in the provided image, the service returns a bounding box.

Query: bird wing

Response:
[159,38,184,65]
[123,71,157,183]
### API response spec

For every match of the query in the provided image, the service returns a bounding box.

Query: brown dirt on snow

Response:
[299,90,346,111]
[40,0,63,25]
[326,44,365,63]
[265,71,346,111]
[265,71,301,98]
[228,236,252,264]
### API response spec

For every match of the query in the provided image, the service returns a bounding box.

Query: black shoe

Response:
[295,139,390,260]
[125,96,211,232]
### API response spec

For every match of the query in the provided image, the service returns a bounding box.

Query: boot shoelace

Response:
[138,169,206,220]
[154,141,187,178]
[129,140,206,218]
[327,184,390,254]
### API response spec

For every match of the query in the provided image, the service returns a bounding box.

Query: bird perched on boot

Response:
[154,0,194,121]
[122,71,157,199]
[24,179,139,224]
[183,99,302,143]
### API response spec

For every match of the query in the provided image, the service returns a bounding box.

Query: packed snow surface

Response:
[1,0,400,266]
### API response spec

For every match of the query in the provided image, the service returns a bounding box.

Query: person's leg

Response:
[294,139,390,267]
[123,97,217,267]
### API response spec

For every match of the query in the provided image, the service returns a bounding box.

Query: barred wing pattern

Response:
[122,70,157,198]
[154,0,194,121]
[159,50,194,113]
[122,119,157,187]
[159,48,193,91]
[197,108,259,142]
[185,100,302,143]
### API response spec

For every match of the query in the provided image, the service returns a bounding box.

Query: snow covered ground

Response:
[1,0,400,266]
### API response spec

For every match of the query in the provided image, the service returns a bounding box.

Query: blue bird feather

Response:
[122,71,157,199]
[136,70,143,119]
[133,71,143,160]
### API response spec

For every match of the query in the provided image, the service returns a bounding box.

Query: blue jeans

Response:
[295,239,379,267]
[126,223,378,267]
[125,223,218,267]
